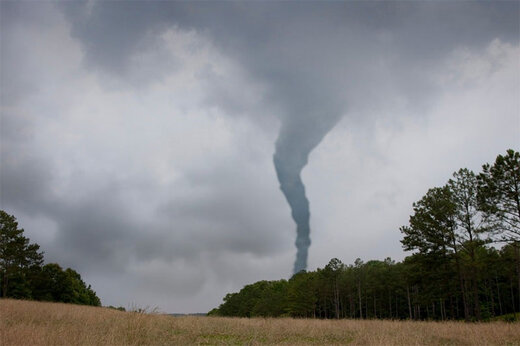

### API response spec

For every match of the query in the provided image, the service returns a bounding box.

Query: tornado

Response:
[274,115,339,274]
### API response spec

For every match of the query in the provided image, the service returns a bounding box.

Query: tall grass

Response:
[2,299,519,345]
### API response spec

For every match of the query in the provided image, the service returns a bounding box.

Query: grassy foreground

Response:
[2,299,520,345]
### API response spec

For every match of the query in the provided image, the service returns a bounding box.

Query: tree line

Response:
[209,149,520,321]
[0,210,101,306]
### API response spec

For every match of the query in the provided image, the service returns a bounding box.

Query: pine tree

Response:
[0,210,44,298]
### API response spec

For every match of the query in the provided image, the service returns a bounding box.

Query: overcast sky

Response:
[1,1,518,313]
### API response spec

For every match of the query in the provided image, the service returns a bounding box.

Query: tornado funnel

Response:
[274,116,339,274]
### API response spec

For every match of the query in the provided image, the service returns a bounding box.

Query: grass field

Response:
[2,299,520,345]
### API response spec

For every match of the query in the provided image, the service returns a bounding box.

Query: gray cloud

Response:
[60,1,519,108]
[59,1,519,272]
[1,1,518,311]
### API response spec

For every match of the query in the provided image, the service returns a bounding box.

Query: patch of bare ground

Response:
[1,299,519,345]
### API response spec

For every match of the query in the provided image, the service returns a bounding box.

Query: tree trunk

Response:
[512,168,520,314]
[496,273,503,315]
[511,278,516,314]
[373,295,377,319]
[407,285,412,319]
[365,292,368,318]
[357,281,363,319]
[349,294,354,318]
[388,290,392,319]
[488,280,495,317]
[2,270,8,298]
[334,279,340,319]
[414,285,421,320]
[469,247,481,320]
[454,251,470,321]
[395,295,399,319]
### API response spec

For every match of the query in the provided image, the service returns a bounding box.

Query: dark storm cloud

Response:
[61,2,519,98]
[59,0,518,271]
[0,149,54,215]
[1,0,286,277]
[1,1,518,310]
[157,163,291,257]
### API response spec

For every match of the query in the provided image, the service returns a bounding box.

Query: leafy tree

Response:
[0,210,101,306]
[217,292,241,316]
[31,263,67,301]
[478,150,520,313]
[400,186,457,256]
[287,271,317,318]
[0,210,43,298]
[353,258,365,319]
[66,268,101,306]
[215,280,288,317]
[478,149,520,242]
[251,280,288,317]
[449,168,487,319]
[498,244,520,314]
[400,186,473,320]
[211,251,519,320]
[449,168,487,245]
[323,258,343,319]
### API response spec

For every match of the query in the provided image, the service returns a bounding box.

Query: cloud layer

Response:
[1,1,518,312]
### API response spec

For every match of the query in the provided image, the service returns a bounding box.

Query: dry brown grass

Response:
[1,299,519,345]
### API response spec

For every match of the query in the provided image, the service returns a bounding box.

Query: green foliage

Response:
[287,271,317,317]
[206,308,220,316]
[400,186,457,256]
[0,210,101,306]
[211,247,518,321]
[0,210,43,298]
[28,264,101,306]
[216,280,289,317]
[478,149,520,242]
[499,313,518,322]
